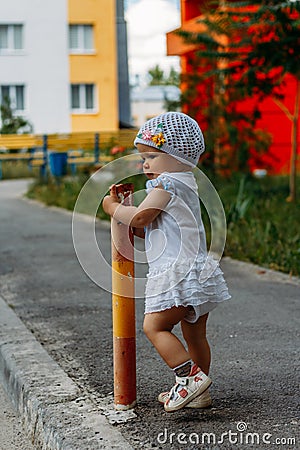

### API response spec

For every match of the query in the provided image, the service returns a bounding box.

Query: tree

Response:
[222,0,300,202]
[176,1,273,175]
[147,65,181,112]
[147,65,180,87]
[148,65,165,86]
[166,67,180,87]
[0,96,32,134]
[179,0,300,199]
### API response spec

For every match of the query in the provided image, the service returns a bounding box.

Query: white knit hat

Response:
[134,112,205,167]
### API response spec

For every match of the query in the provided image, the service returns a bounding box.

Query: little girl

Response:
[103,112,230,412]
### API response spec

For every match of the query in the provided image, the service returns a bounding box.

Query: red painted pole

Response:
[111,183,136,409]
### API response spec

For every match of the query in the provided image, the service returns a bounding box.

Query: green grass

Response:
[212,174,300,276]
[26,175,89,211]
[0,160,37,179]
[25,172,300,277]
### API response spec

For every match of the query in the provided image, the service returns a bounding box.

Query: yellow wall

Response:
[68,0,119,132]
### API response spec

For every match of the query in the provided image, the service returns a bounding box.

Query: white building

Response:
[0,0,70,134]
[130,85,180,127]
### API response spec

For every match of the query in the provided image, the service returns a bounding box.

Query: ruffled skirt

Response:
[144,256,231,315]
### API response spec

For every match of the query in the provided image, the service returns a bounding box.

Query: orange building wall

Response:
[68,0,119,132]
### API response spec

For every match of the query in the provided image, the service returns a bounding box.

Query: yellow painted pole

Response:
[111,183,136,410]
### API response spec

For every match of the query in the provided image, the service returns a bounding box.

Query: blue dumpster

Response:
[49,152,68,176]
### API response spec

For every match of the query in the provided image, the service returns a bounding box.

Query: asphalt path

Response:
[0,179,299,449]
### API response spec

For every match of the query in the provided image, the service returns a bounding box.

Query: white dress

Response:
[144,171,231,320]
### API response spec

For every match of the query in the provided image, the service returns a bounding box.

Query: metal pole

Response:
[41,134,48,180]
[111,183,136,410]
[94,132,99,163]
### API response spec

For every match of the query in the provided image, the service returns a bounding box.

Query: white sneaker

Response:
[164,364,212,412]
[158,388,212,408]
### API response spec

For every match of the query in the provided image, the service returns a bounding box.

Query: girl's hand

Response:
[103,183,171,227]
[102,184,121,216]
[108,184,120,203]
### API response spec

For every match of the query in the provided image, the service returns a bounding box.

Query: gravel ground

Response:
[0,383,34,450]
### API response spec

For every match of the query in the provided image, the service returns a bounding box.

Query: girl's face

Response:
[137,144,189,179]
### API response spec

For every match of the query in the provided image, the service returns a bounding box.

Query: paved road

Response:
[0,179,299,449]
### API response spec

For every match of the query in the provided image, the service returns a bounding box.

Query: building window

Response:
[69,25,94,53]
[0,85,25,111]
[71,84,95,112]
[0,24,23,52]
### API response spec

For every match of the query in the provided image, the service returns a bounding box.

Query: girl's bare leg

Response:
[143,306,191,369]
[181,313,211,375]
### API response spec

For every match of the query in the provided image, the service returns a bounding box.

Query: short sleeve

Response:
[146,174,175,195]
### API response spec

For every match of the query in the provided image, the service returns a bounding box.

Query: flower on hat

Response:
[137,123,166,149]
[151,132,165,148]
[142,130,152,140]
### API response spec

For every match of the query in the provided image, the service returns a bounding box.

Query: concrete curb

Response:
[222,256,300,286]
[0,295,133,450]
